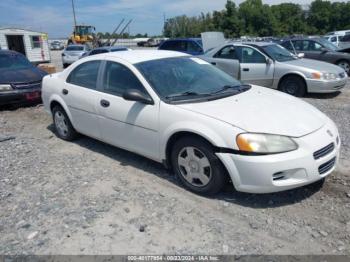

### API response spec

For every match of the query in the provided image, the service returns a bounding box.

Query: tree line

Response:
[163,0,350,38]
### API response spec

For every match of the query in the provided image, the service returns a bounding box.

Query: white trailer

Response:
[0,27,51,64]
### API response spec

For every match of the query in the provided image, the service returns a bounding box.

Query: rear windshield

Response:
[66,46,84,51]
[0,53,33,70]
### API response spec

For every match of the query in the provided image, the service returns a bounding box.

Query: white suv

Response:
[42,50,340,195]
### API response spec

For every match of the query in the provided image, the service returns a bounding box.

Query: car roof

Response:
[93,46,128,51]
[96,50,189,64]
[239,41,275,47]
[66,44,85,47]
[165,38,201,42]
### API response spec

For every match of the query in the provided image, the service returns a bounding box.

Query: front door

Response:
[210,45,240,79]
[236,46,274,87]
[96,61,159,160]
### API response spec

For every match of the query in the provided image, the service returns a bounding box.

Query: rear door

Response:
[95,60,159,160]
[209,45,240,79]
[235,46,274,87]
[64,60,102,139]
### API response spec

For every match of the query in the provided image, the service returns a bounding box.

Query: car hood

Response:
[176,86,327,137]
[284,58,344,73]
[0,67,46,84]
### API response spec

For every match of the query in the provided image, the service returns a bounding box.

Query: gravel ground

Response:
[0,57,349,255]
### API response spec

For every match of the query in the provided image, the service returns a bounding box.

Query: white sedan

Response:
[42,50,340,195]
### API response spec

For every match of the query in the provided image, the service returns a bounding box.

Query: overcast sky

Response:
[0,0,346,37]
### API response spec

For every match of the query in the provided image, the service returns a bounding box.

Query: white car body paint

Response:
[42,50,341,193]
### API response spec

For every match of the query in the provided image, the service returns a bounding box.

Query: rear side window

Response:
[102,61,146,96]
[67,60,101,89]
[341,35,350,42]
[187,41,202,53]
[160,41,186,51]
[214,45,238,59]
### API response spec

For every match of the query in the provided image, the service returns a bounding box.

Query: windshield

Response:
[262,44,296,62]
[66,46,84,51]
[0,53,33,70]
[318,38,338,51]
[136,57,244,101]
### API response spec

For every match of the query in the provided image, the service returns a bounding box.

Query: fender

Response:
[160,121,235,161]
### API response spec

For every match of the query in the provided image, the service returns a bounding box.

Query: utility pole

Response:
[71,0,77,36]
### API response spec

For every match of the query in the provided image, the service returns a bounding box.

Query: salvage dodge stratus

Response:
[42,50,340,195]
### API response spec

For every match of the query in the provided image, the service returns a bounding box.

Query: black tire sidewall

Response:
[52,106,77,141]
[280,76,306,97]
[171,136,227,195]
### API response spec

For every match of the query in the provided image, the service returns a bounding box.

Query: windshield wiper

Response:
[165,91,205,100]
[211,84,251,95]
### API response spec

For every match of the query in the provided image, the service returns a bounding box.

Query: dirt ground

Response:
[0,55,349,255]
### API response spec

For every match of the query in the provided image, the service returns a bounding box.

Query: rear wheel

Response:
[279,75,306,97]
[170,136,227,195]
[336,60,350,75]
[52,106,78,141]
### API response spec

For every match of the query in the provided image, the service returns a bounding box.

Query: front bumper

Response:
[216,122,340,193]
[0,87,42,106]
[306,77,347,93]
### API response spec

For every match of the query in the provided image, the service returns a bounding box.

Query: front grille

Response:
[12,81,41,90]
[319,157,336,175]
[313,143,335,160]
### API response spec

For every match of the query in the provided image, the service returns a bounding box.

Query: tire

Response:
[336,60,350,75]
[170,136,227,195]
[279,75,306,97]
[52,105,78,141]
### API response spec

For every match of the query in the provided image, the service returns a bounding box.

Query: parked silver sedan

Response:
[62,44,90,68]
[201,42,347,97]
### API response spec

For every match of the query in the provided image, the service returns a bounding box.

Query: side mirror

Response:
[122,89,154,105]
[297,53,305,58]
[266,58,273,65]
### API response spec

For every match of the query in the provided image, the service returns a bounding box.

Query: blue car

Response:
[158,38,203,55]
[0,50,47,105]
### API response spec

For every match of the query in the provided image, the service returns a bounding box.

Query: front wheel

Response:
[171,136,227,195]
[336,60,350,75]
[279,75,306,97]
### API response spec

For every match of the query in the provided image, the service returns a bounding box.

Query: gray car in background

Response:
[61,44,90,68]
[281,38,350,75]
[201,42,347,97]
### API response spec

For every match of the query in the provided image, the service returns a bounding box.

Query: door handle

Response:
[62,89,69,95]
[211,62,216,65]
[243,68,250,72]
[100,99,110,108]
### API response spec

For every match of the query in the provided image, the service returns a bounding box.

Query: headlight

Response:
[0,84,13,91]
[322,72,338,80]
[236,133,298,154]
[311,72,338,80]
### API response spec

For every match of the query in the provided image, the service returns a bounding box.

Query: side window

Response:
[67,60,101,89]
[187,41,202,53]
[214,45,238,59]
[176,41,187,52]
[240,47,266,63]
[90,49,108,55]
[281,41,293,51]
[102,61,146,96]
[292,40,303,51]
[160,41,177,50]
[306,41,322,51]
